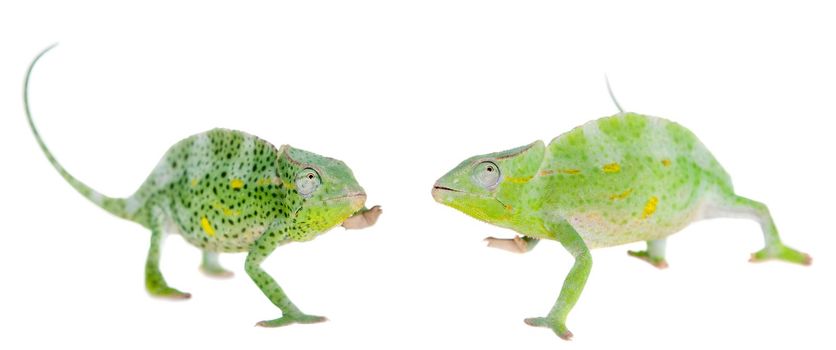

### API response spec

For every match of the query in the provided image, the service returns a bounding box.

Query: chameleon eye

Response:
[295,168,321,197]
[473,161,501,188]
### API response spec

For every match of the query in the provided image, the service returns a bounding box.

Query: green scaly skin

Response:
[25,45,381,327]
[432,111,811,340]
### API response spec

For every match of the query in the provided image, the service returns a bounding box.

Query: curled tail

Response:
[25,44,134,221]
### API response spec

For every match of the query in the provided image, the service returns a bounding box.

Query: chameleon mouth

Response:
[432,185,461,193]
[323,192,367,208]
[293,193,366,217]
[432,185,464,203]
[325,192,367,201]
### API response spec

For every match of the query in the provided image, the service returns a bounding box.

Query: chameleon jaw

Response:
[431,185,464,203]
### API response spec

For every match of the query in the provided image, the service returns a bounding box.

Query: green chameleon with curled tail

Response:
[431,81,811,339]
[24,45,382,328]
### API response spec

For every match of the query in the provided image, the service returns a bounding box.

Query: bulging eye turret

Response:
[295,168,321,197]
[473,161,501,189]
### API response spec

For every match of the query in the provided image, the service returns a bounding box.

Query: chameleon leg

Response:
[706,195,811,265]
[200,251,233,278]
[627,239,668,268]
[246,225,326,328]
[145,209,190,299]
[484,235,539,253]
[524,221,590,340]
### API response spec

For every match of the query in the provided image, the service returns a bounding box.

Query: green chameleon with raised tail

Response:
[24,45,382,328]
[431,84,812,340]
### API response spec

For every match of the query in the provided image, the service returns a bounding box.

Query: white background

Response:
[1,1,834,349]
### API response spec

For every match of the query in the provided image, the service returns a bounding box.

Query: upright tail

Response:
[24,44,134,221]
[605,74,624,114]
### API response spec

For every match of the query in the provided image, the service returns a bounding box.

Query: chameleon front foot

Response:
[749,244,812,265]
[342,205,383,229]
[484,235,539,254]
[255,313,328,328]
[627,250,669,269]
[485,236,527,253]
[524,317,573,340]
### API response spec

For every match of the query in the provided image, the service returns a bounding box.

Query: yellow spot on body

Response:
[213,202,240,217]
[505,176,533,184]
[256,177,275,186]
[662,159,671,167]
[642,196,659,220]
[504,204,513,211]
[190,178,199,187]
[230,178,244,189]
[609,189,633,201]
[540,169,580,176]
[283,180,296,190]
[200,216,216,237]
[602,163,621,173]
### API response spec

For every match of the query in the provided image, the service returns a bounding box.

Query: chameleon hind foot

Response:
[200,251,234,278]
[524,317,573,340]
[627,250,669,269]
[145,222,190,299]
[750,244,812,265]
[255,313,328,328]
[706,196,811,266]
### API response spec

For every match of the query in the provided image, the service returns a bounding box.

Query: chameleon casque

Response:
[431,87,812,339]
[24,45,382,327]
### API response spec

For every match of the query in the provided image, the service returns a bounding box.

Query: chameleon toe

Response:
[749,244,812,265]
[148,287,191,300]
[523,317,549,327]
[524,317,573,340]
[200,265,235,278]
[255,314,328,328]
[627,250,669,269]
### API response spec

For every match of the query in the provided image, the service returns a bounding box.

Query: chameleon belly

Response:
[565,199,706,248]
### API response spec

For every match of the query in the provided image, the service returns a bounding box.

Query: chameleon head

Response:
[279,146,367,236]
[432,140,545,228]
